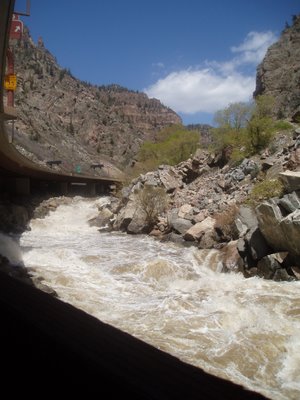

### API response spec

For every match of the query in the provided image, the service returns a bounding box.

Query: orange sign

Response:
[4,74,17,91]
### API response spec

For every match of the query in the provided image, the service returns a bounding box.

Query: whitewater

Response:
[20,197,300,400]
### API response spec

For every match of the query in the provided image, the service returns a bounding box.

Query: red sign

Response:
[10,14,23,39]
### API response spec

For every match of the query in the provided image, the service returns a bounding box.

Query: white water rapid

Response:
[20,197,300,400]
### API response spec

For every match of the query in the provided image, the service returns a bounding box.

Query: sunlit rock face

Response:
[254,15,300,121]
[12,27,181,170]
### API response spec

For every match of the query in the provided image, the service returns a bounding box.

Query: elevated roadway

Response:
[0,0,121,195]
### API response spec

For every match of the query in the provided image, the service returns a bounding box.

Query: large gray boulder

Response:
[171,218,193,235]
[235,206,258,237]
[114,198,137,230]
[279,171,300,192]
[256,200,300,259]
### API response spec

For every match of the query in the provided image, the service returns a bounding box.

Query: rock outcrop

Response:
[254,14,300,121]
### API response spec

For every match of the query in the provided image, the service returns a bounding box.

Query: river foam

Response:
[20,197,300,400]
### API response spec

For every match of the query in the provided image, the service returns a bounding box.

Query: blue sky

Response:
[15,0,299,125]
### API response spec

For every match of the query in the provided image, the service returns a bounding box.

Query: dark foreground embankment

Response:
[0,271,267,399]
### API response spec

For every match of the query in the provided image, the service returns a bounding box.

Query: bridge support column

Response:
[87,183,96,196]
[96,184,104,194]
[60,182,68,195]
[15,178,30,195]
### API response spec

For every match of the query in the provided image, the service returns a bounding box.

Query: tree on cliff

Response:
[212,95,286,163]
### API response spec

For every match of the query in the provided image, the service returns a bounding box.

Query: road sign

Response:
[10,14,23,39]
[4,74,17,91]
[75,165,81,174]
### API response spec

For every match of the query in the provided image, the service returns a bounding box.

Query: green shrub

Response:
[246,116,274,152]
[248,178,284,204]
[136,125,199,171]
[272,120,293,131]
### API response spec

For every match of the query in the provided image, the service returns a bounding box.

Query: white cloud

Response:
[145,31,277,115]
[230,31,277,65]
[146,69,254,114]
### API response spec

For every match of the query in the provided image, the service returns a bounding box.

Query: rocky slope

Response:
[10,28,181,173]
[94,124,300,282]
[254,14,300,121]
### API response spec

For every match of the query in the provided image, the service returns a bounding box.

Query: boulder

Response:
[127,217,147,234]
[115,199,137,230]
[231,169,245,181]
[198,230,218,249]
[125,204,149,234]
[279,170,300,192]
[88,207,114,228]
[278,192,300,214]
[256,201,300,258]
[192,210,209,224]
[245,227,272,261]
[171,218,193,235]
[159,168,181,193]
[255,201,285,250]
[219,240,244,273]
[288,148,300,168]
[256,253,284,279]
[184,216,215,241]
[178,204,193,219]
[235,206,258,237]
[291,266,300,279]
[167,208,179,227]
[273,268,294,281]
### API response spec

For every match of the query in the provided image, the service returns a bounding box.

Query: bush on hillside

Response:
[247,178,284,205]
[136,186,168,227]
[136,125,199,172]
[272,120,294,130]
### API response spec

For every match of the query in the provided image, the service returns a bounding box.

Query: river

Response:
[20,197,300,400]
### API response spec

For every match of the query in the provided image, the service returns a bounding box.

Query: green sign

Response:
[75,165,81,174]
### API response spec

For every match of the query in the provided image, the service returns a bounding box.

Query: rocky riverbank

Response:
[92,125,300,282]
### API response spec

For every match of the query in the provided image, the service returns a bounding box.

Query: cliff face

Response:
[254,15,300,121]
[11,28,181,170]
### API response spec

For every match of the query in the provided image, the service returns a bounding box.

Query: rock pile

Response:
[95,126,300,281]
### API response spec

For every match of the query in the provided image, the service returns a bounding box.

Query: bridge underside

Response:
[0,173,111,196]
